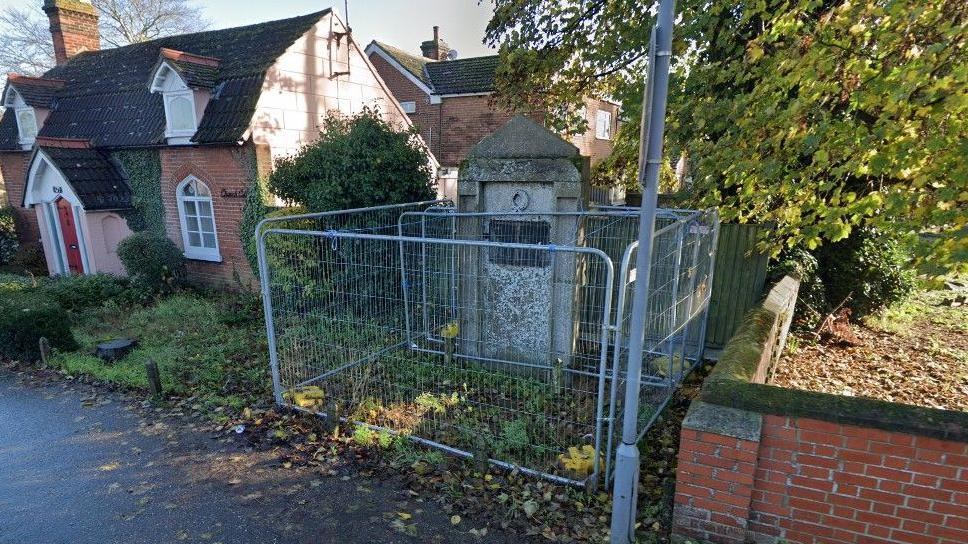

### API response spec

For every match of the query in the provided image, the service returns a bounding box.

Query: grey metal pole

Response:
[610,0,677,541]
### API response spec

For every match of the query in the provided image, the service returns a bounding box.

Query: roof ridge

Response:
[7,74,66,87]
[160,48,220,67]
[46,9,331,74]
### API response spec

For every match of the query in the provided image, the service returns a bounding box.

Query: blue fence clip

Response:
[547,244,557,253]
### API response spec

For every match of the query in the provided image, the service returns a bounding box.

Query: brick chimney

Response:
[43,0,100,65]
[420,26,451,61]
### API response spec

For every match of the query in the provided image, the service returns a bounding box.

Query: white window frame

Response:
[162,89,198,142]
[15,106,38,147]
[400,101,417,114]
[175,176,221,262]
[595,109,613,140]
[4,87,37,148]
[150,63,198,145]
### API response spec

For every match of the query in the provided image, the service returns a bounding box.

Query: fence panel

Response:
[704,223,769,349]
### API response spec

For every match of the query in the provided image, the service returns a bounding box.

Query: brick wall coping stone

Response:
[700,276,968,443]
[682,401,762,442]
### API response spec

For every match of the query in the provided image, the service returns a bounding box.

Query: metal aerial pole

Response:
[609,0,677,541]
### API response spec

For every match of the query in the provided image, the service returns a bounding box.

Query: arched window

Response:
[176,176,220,261]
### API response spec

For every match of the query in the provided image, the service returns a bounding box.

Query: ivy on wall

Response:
[115,149,165,235]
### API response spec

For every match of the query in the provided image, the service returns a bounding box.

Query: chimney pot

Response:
[420,26,450,61]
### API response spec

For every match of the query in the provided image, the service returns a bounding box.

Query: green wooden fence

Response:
[705,223,771,350]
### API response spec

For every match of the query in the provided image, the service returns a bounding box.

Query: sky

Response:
[6,0,497,58]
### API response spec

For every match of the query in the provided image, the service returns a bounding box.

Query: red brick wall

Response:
[0,151,40,242]
[570,98,620,167]
[674,415,968,544]
[45,3,100,65]
[159,145,256,288]
[438,94,521,167]
[367,53,442,160]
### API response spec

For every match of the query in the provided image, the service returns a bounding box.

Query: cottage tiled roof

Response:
[373,41,431,85]
[6,75,65,108]
[0,111,18,148]
[424,55,499,95]
[37,139,133,210]
[158,48,220,89]
[370,41,499,96]
[0,9,329,151]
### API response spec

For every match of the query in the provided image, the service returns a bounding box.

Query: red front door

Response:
[56,198,84,275]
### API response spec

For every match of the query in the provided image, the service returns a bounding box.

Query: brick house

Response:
[365,27,621,192]
[0,2,415,286]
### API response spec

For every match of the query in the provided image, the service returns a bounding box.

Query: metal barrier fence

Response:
[256,202,718,489]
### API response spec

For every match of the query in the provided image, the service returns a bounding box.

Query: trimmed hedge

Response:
[701,277,968,442]
[0,289,76,362]
[117,233,186,293]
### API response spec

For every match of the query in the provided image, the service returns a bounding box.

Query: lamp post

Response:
[609,0,677,541]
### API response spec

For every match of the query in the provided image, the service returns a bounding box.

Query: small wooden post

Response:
[145,359,162,399]
[38,337,50,366]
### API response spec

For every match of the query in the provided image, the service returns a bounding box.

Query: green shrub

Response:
[0,290,76,362]
[9,242,47,276]
[268,107,434,213]
[816,227,917,319]
[38,273,130,311]
[771,228,918,326]
[769,247,829,329]
[239,175,274,277]
[0,206,18,265]
[117,232,186,293]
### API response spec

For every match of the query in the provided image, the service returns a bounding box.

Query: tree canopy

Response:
[486,0,967,273]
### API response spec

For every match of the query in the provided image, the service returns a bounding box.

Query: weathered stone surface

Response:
[682,400,762,442]
[468,115,578,160]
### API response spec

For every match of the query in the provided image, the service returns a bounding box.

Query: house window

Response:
[4,87,37,147]
[176,176,220,261]
[400,101,417,114]
[150,63,198,144]
[16,108,38,143]
[163,90,197,139]
[595,110,613,140]
[488,220,550,267]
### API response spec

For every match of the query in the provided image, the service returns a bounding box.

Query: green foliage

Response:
[239,175,273,276]
[8,242,47,276]
[486,0,968,274]
[49,352,148,388]
[0,288,76,362]
[57,292,270,406]
[117,232,186,293]
[115,150,165,234]
[38,273,130,311]
[816,228,917,319]
[769,247,829,329]
[268,107,434,213]
[0,206,19,264]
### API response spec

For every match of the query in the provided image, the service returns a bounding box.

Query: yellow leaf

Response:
[397,512,412,520]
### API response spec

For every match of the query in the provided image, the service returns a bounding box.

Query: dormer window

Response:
[4,87,37,149]
[150,64,198,144]
[148,49,220,146]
